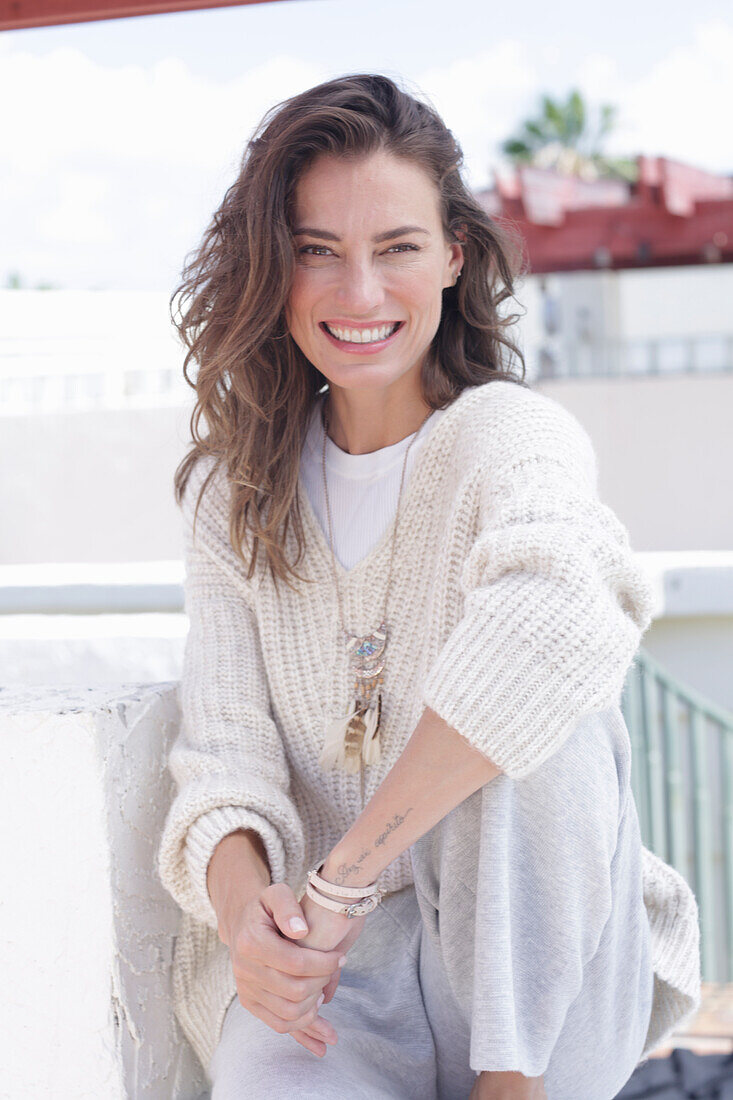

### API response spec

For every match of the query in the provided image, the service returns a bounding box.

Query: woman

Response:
[157,74,701,1099]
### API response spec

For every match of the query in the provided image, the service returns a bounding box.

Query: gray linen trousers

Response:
[208,704,655,1100]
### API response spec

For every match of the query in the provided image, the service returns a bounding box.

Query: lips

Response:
[322,321,401,342]
[319,320,405,354]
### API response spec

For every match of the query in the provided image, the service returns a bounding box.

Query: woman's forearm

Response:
[207,829,271,938]
[320,706,502,890]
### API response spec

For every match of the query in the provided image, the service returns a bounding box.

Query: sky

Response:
[1,0,731,290]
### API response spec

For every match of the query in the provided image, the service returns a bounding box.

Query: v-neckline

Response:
[296,383,485,582]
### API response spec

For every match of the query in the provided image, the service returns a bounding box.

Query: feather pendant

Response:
[319,697,383,773]
[319,704,360,771]
[361,694,382,765]
[342,707,367,773]
[320,621,388,773]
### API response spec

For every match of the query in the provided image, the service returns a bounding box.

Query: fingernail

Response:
[317,993,325,1007]
[289,917,308,932]
[338,955,347,967]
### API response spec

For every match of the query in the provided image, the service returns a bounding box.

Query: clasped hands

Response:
[227,883,545,1097]
[222,876,366,1058]
[287,886,367,1052]
[295,894,548,1099]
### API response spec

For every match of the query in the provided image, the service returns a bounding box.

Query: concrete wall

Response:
[0,405,191,564]
[534,374,733,551]
[617,265,733,340]
[1,373,731,564]
[0,683,207,1099]
[636,551,733,715]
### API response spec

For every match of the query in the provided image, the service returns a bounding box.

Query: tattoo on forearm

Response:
[332,849,372,884]
[330,809,414,884]
[375,808,413,848]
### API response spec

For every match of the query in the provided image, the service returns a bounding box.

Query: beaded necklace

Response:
[317,394,435,776]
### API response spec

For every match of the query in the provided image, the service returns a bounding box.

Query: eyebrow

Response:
[292,225,431,243]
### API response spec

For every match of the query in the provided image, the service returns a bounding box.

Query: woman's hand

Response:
[468,1070,547,1099]
[220,881,347,1059]
[284,888,368,1053]
[298,887,367,955]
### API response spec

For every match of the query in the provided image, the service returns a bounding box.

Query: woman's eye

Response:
[297,242,419,259]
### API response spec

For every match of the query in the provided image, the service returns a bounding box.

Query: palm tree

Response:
[501,89,637,183]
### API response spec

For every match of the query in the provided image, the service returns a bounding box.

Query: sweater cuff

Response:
[185,806,287,930]
[420,575,643,779]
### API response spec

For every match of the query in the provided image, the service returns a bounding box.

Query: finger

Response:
[242,956,331,1002]
[233,981,333,1050]
[291,1030,327,1058]
[295,1020,338,1049]
[255,929,346,979]
[264,882,311,940]
[232,916,345,980]
[321,967,341,1004]
[301,1020,338,1045]
[249,994,329,1038]
[254,985,336,1039]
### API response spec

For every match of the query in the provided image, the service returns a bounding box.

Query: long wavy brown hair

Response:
[171,72,529,592]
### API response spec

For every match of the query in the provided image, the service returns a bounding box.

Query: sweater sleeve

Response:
[157,460,306,929]
[420,396,654,780]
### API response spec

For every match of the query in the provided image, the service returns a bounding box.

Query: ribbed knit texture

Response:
[157,379,701,1074]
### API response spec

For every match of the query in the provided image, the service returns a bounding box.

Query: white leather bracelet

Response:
[305,879,383,918]
[306,860,380,899]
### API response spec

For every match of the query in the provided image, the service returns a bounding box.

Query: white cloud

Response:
[0,49,328,287]
[0,47,327,173]
[38,170,115,246]
[417,41,537,188]
[1,21,731,289]
[574,20,733,171]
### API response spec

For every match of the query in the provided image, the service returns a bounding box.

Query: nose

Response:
[333,257,386,316]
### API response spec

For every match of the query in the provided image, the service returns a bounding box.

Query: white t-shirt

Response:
[299,392,453,571]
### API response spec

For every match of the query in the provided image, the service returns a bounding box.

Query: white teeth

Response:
[326,323,398,344]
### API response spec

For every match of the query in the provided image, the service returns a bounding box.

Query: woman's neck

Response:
[322,384,433,455]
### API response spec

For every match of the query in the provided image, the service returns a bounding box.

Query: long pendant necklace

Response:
[318,393,434,775]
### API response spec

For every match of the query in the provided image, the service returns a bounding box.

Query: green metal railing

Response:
[621,647,733,982]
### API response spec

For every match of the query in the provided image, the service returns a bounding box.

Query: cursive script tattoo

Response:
[374,808,413,848]
[332,849,373,885]
[327,809,414,886]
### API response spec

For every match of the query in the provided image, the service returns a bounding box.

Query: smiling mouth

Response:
[321,321,402,344]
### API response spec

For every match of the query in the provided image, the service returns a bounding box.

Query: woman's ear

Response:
[449,239,464,284]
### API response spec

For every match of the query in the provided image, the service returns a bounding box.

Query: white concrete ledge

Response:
[2,553,733,620]
[0,561,184,614]
[636,551,733,618]
[0,614,187,689]
[0,683,208,1099]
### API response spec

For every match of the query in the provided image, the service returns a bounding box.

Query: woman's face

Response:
[285,149,463,395]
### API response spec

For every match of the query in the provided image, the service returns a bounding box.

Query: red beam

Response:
[0,0,284,30]
[478,158,733,274]
[514,203,733,273]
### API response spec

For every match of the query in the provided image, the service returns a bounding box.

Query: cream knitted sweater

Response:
[157,379,701,1075]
